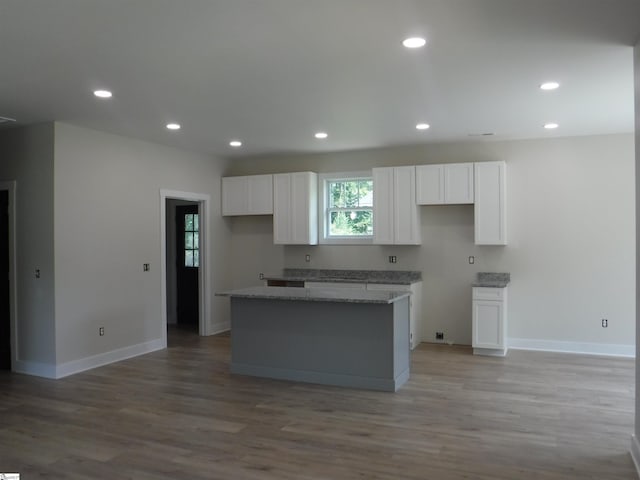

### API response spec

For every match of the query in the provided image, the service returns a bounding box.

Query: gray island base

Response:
[221,287,411,392]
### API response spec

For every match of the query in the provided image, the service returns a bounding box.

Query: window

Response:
[184,213,199,267]
[320,173,373,243]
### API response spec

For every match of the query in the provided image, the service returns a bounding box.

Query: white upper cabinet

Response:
[273,172,318,245]
[222,174,273,216]
[474,161,507,245]
[373,166,421,245]
[415,165,444,204]
[416,163,474,205]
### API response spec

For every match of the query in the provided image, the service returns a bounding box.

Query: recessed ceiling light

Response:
[544,123,559,129]
[315,132,328,139]
[229,140,242,147]
[93,90,112,98]
[416,123,430,130]
[166,123,181,130]
[540,82,560,91]
[402,37,427,49]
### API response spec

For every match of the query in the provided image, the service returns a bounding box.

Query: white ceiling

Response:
[1,0,639,158]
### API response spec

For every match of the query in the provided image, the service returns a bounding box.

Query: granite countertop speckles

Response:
[264,269,422,285]
[217,286,411,304]
[472,272,511,288]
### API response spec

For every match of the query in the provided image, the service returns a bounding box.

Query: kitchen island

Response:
[218,286,411,392]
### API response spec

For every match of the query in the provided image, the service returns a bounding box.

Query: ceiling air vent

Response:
[0,116,16,124]
[468,132,494,137]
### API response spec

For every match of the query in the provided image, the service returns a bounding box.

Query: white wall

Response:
[0,124,57,371]
[227,133,635,352]
[53,123,232,367]
[632,38,640,467]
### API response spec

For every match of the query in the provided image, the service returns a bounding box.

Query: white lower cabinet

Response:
[472,287,507,356]
[366,282,422,350]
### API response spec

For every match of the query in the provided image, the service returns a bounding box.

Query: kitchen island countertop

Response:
[217,286,410,304]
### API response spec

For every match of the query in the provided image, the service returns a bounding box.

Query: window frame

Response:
[318,171,374,245]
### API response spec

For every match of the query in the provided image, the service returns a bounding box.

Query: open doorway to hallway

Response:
[0,189,10,369]
[166,199,200,343]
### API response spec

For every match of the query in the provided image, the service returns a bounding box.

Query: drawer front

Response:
[473,287,504,301]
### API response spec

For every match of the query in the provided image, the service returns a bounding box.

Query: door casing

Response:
[160,189,211,345]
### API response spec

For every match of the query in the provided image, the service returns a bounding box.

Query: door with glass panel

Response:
[176,205,199,327]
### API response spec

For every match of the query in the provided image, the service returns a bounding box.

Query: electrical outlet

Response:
[602,318,608,328]
[389,256,397,264]
[436,332,444,340]
[99,327,105,336]
[143,263,150,272]
[259,273,264,280]
[468,256,475,264]
[305,254,311,262]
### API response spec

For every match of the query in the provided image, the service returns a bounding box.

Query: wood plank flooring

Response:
[0,329,636,479]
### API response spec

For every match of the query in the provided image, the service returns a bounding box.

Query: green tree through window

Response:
[326,178,373,237]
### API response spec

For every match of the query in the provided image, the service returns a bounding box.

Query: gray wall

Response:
[0,124,56,367]
[227,134,635,349]
[53,123,231,365]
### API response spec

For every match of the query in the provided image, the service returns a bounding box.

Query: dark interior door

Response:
[176,204,199,327]
[0,190,10,369]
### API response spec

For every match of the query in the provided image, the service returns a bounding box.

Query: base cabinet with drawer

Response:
[472,286,508,356]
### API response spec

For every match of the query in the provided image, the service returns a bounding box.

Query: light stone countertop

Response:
[472,272,511,288]
[217,286,411,304]
[263,268,422,285]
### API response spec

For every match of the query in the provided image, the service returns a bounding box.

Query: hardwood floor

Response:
[0,330,636,479]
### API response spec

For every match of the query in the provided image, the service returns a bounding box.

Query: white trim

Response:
[210,322,230,336]
[55,338,164,378]
[0,181,17,371]
[160,189,211,338]
[13,359,57,379]
[631,434,640,477]
[508,337,635,358]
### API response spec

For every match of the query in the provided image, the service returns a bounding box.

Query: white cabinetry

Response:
[472,287,507,356]
[416,163,474,205]
[474,161,506,245]
[367,282,422,350]
[373,166,421,245]
[222,174,273,216]
[273,172,318,245]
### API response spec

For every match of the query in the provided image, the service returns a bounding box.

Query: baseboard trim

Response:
[630,434,640,477]
[13,359,58,379]
[55,338,166,379]
[508,338,635,358]
[208,321,230,336]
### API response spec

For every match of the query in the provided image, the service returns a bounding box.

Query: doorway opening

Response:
[167,201,199,338]
[1,190,10,369]
[0,181,16,371]
[160,190,211,349]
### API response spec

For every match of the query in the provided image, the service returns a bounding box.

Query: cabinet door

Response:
[474,161,507,245]
[290,172,318,245]
[248,175,273,215]
[472,300,504,349]
[393,166,421,245]
[273,173,292,244]
[444,163,474,204]
[372,168,394,244]
[221,176,249,216]
[416,165,444,205]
